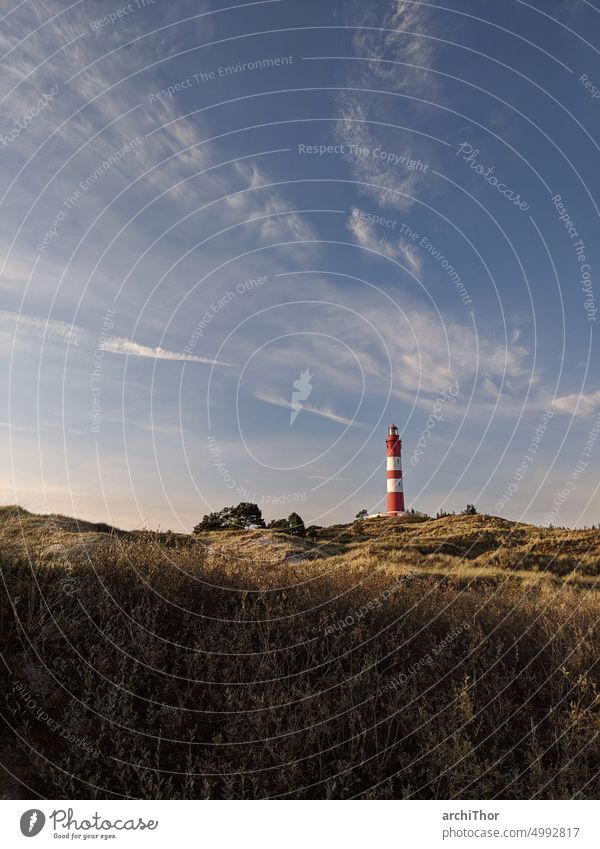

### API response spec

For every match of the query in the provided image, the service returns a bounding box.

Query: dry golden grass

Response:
[1,505,599,799]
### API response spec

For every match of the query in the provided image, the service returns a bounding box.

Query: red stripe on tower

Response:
[386,423,405,515]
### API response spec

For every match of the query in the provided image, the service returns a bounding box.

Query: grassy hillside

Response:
[1,506,599,799]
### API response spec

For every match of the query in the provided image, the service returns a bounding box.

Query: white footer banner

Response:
[0,800,598,848]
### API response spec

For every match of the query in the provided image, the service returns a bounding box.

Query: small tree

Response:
[193,511,226,532]
[305,525,321,542]
[267,518,289,530]
[193,502,265,532]
[287,512,305,536]
[355,509,368,520]
[229,502,266,529]
[463,504,478,515]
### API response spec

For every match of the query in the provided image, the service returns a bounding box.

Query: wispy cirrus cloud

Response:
[346,211,422,272]
[335,1,438,210]
[225,161,318,244]
[350,0,435,85]
[551,390,600,417]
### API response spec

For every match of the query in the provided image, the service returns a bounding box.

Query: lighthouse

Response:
[386,424,405,515]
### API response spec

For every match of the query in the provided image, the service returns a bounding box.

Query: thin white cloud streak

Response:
[0,311,228,364]
[255,391,368,427]
[100,337,230,365]
[0,309,81,345]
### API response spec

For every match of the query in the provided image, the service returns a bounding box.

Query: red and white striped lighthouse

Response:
[386,423,405,515]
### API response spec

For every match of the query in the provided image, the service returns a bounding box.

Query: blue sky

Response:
[1,0,599,530]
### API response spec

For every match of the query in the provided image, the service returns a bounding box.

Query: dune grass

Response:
[1,507,599,799]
